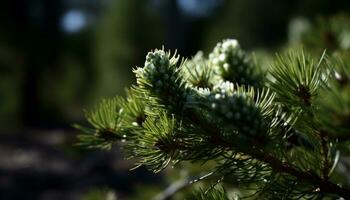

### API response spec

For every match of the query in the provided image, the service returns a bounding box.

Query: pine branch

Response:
[185,108,350,198]
[76,37,350,199]
[255,153,350,199]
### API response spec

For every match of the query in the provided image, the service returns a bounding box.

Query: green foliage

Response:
[75,97,124,149]
[125,113,181,172]
[76,38,350,199]
[183,51,217,89]
[189,186,232,200]
[298,14,350,53]
[317,57,350,138]
[268,50,327,109]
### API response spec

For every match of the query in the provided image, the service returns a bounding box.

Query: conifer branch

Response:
[185,108,350,198]
[76,38,350,199]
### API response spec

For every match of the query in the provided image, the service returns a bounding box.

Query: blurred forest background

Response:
[0,0,349,199]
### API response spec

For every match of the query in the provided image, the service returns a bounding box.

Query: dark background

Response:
[0,0,349,199]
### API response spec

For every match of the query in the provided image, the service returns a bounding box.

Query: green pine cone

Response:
[206,82,267,143]
[134,49,190,113]
[209,39,261,87]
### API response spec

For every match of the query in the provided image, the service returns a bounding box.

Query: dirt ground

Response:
[0,130,163,200]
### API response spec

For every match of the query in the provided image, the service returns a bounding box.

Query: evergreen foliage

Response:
[189,187,231,200]
[76,38,350,199]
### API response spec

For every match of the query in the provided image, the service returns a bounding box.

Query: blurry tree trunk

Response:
[8,0,63,128]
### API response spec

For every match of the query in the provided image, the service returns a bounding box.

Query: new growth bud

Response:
[209,39,261,87]
[135,49,190,112]
[207,81,266,140]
